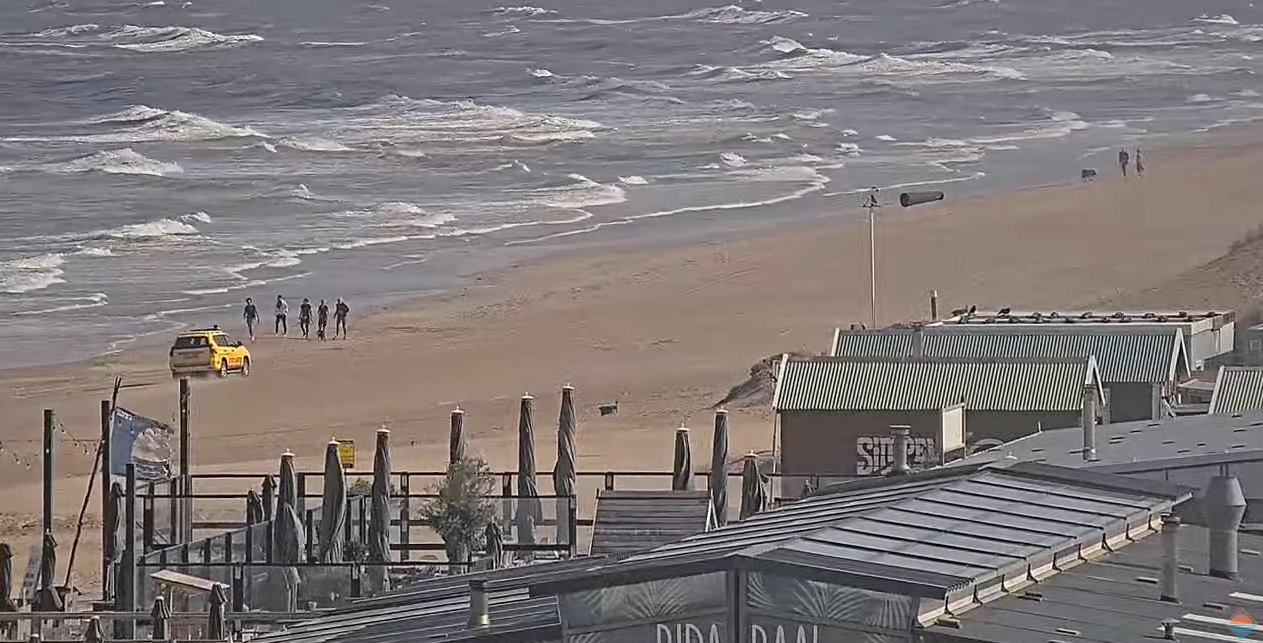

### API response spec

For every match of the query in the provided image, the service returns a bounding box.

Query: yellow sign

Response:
[336,440,355,469]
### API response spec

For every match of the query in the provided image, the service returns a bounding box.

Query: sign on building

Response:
[856,435,937,475]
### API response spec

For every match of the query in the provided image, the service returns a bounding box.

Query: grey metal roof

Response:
[830,327,1187,384]
[1211,367,1263,415]
[252,592,558,643]
[950,410,1263,470]
[532,463,1187,604]
[773,355,1099,412]
[926,527,1263,643]
[589,490,713,557]
[252,557,607,643]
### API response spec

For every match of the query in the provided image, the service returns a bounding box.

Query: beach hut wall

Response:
[672,427,693,491]
[709,411,730,527]
[553,385,578,546]
[516,395,543,551]
[317,441,348,563]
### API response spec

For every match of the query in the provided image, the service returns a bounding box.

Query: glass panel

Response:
[560,572,726,631]
[745,570,915,634]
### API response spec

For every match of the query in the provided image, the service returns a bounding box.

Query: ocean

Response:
[1,0,1260,368]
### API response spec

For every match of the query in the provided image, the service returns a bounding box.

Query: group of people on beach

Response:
[241,295,350,342]
[1118,147,1145,178]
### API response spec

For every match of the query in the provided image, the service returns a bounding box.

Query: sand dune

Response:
[4,131,1263,587]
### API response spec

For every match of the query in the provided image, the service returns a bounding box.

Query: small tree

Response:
[418,455,497,565]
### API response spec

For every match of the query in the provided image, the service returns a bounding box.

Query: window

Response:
[1250,339,1261,353]
[172,336,207,349]
[212,333,235,347]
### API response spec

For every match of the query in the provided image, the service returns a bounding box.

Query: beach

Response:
[4,133,1263,587]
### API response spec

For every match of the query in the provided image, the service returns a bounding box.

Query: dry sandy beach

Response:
[4,132,1263,588]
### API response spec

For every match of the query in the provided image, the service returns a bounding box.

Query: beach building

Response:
[1210,366,1263,415]
[770,354,1102,485]
[1239,321,1263,365]
[829,325,1189,423]
[946,410,1263,523]
[254,462,1262,643]
[933,309,1236,370]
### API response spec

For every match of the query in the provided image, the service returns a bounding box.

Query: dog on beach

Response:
[1081,168,1098,181]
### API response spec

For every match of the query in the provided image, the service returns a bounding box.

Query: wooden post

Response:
[178,378,191,545]
[42,410,54,536]
[117,464,138,640]
[99,400,112,602]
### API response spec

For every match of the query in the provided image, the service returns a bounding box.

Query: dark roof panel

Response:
[589,490,712,556]
[931,527,1263,643]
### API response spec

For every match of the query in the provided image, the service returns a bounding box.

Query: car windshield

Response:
[211,333,235,346]
[173,336,208,349]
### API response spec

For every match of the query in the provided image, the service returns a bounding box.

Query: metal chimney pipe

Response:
[930,290,939,321]
[1081,387,1098,462]
[889,426,910,476]
[467,578,490,629]
[1204,474,1247,579]
[1160,514,1180,603]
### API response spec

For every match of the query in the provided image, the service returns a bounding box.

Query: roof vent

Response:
[1055,628,1081,637]
[936,617,962,629]
[1204,602,1228,611]
[1019,591,1044,602]
[1162,620,1178,640]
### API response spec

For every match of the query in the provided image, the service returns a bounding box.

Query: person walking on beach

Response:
[1118,148,1130,178]
[275,295,289,336]
[317,299,329,341]
[334,297,350,339]
[299,298,313,339]
[1135,148,1145,177]
[242,297,259,341]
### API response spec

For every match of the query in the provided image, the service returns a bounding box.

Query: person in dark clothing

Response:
[317,299,329,341]
[1118,148,1130,178]
[243,298,259,341]
[299,298,313,339]
[334,297,350,339]
[275,295,289,336]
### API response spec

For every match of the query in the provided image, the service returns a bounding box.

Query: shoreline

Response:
[7,120,1262,376]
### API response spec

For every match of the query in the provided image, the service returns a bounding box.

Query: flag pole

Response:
[66,377,121,589]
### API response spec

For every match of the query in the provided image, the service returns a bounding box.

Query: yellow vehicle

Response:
[168,327,251,378]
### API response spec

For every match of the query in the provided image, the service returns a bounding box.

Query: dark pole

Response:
[42,409,54,536]
[118,463,138,640]
[179,377,191,544]
[99,399,112,601]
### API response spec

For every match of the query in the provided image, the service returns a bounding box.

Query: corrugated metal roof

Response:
[773,355,1096,412]
[533,463,1187,604]
[590,490,712,556]
[830,327,1185,383]
[929,527,1263,643]
[1210,366,1263,415]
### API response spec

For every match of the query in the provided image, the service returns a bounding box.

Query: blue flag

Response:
[109,407,174,481]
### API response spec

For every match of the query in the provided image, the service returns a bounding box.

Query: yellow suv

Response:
[168,327,251,379]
